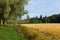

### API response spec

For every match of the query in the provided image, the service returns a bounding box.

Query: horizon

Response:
[22,0,60,19]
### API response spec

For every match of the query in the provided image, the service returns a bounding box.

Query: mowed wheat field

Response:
[21,24,60,34]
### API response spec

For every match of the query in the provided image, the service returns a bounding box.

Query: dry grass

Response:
[21,24,60,34]
[15,24,60,40]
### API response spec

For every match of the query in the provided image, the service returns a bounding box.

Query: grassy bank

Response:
[0,25,25,40]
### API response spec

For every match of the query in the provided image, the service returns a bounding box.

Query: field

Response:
[0,24,60,40]
[1,24,60,40]
[21,24,60,32]
[18,24,60,40]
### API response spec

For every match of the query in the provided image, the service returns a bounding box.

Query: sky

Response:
[22,0,60,19]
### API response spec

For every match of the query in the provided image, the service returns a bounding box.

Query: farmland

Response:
[18,24,60,40]
[0,24,60,40]
[21,24,60,32]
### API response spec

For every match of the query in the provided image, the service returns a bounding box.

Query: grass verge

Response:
[0,25,25,40]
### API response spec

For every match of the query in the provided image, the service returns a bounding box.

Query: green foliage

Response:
[28,17,39,23]
[22,14,60,23]
[0,25,25,40]
[0,0,29,24]
[26,15,30,23]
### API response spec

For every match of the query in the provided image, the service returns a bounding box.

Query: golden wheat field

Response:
[21,24,60,33]
[14,24,60,40]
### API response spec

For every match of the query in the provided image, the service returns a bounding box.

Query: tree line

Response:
[20,14,60,23]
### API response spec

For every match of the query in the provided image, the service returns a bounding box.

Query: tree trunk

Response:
[3,21,4,24]
[3,19,7,25]
[1,20,3,25]
[0,20,7,25]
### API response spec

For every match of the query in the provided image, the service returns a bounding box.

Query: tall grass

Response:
[15,24,60,40]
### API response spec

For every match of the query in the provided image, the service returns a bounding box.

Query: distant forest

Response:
[17,14,60,23]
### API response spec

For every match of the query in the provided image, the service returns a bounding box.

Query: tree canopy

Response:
[0,0,28,24]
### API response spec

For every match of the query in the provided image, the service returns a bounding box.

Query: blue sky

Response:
[22,0,60,19]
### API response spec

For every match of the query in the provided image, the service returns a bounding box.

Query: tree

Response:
[0,0,28,25]
[39,15,42,23]
[26,15,30,23]
[29,16,39,23]
[39,15,42,20]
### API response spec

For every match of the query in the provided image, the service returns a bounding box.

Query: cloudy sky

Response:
[22,0,60,19]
